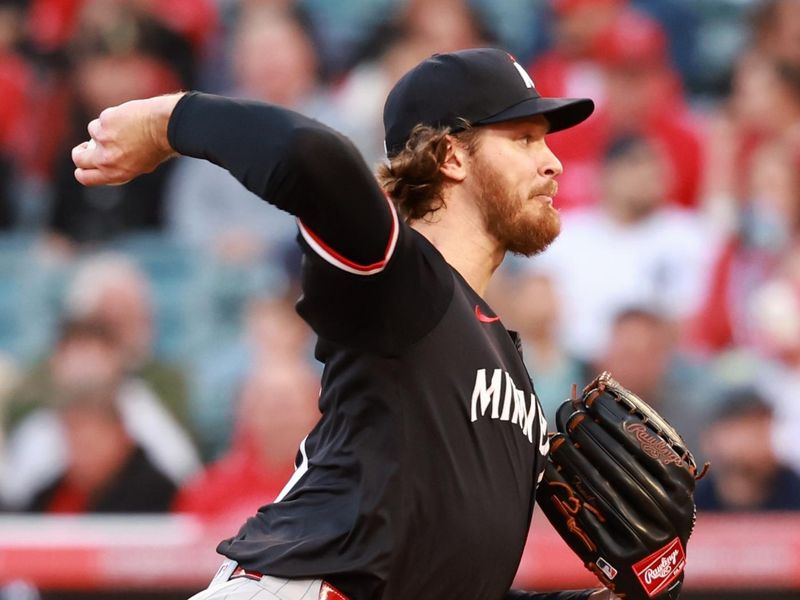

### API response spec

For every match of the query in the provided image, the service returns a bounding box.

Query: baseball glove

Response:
[536,372,708,600]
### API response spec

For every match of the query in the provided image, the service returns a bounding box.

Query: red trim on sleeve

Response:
[298,196,399,274]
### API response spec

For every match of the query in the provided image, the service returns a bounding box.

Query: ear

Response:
[439,135,468,183]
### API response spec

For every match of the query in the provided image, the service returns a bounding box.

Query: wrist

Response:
[148,92,186,157]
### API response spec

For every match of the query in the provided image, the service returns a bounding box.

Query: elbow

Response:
[285,124,363,176]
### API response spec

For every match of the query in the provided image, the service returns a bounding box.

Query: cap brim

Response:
[477,96,595,133]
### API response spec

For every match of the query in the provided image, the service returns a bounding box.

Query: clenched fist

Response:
[72,92,185,186]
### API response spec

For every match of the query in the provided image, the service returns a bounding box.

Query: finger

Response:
[74,167,118,187]
[75,166,132,187]
[74,167,102,186]
[71,140,96,169]
[87,118,102,140]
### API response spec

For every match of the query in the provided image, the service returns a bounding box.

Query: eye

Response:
[520,135,532,145]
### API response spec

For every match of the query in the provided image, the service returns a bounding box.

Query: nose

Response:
[538,142,563,178]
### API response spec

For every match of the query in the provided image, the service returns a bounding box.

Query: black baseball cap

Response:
[383,47,594,157]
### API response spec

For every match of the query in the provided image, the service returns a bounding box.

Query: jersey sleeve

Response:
[167,92,395,272]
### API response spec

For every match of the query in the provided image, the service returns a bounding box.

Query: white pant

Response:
[188,574,323,600]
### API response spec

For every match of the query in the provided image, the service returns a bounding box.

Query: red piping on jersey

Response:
[475,305,501,323]
[298,196,398,273]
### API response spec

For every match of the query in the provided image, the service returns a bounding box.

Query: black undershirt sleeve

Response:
[167,92,393,267]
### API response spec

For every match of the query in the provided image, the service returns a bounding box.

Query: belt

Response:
[231,567,349,600]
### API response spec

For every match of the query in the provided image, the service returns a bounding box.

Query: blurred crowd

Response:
[0,0,799,528]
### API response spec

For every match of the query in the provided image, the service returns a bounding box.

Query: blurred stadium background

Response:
[0,0,799,598]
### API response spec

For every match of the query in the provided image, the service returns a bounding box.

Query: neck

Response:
[410,195,504,296]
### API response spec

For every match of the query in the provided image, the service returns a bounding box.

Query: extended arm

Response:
[72,92,395,270]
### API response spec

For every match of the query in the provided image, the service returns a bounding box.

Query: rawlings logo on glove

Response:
[633,538,686,597]
[623,422,684,467]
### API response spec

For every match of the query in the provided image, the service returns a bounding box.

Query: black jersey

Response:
[169,93,593,600]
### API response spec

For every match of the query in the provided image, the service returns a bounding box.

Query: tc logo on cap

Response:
[507,53,535,89]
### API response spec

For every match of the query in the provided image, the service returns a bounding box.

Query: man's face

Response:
[465,116,563,256]
[597,313,672,398]
[603,139,667,222]
[703,409,778,510]
[94,284,153,367]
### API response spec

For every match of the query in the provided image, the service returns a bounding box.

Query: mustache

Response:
[529,181,558,199]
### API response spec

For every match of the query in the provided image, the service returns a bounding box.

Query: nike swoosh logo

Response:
[475,304,501,323]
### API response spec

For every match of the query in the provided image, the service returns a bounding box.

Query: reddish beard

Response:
[472,156,561,256]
